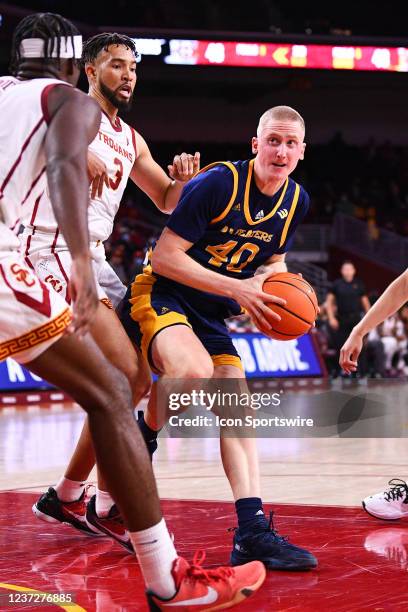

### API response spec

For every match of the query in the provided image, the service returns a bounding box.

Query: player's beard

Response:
[99,79,134,113]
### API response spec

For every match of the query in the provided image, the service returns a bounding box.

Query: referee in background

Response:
[326,261,370,375]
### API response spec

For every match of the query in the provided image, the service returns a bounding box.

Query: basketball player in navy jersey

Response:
[122,105,318,571]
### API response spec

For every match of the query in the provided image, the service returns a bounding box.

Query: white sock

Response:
[131,518,177,599]
[55,477,86,503]
[95,488,115,518]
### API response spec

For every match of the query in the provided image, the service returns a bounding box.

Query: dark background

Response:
[2,1,408,241]
[1,1,408,148]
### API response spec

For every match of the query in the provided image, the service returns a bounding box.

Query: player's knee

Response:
[85,369,133,418]
[114,358,152,405]
[168,359,214,379]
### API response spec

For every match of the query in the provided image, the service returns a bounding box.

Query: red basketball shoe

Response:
[146,551,266,610]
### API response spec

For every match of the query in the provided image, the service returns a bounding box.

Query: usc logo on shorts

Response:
[10,263,35,287]
[44,274,64,293]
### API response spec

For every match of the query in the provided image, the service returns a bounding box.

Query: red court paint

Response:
[0,493,406,611]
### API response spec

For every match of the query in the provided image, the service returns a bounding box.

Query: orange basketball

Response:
[262,272,318,341]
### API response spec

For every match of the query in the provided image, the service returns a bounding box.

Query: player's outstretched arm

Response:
[45,86,101,335]
[130,133,199,213]
[340,268,408,373]
[151,228,286,331]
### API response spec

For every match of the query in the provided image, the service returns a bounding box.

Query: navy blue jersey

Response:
[150,159,309,317]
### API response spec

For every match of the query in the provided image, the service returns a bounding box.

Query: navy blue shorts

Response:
[120,271,242,374]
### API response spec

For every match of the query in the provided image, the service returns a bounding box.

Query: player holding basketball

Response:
[25,33,199,550]
[0,12,266,609]
[122,105,318,570]
[340,269,408,520]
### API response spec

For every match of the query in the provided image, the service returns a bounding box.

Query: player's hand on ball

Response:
[68,255,99,337]
[168,151,200,182]
[87,150,109,199]
[339,331,363,374]
[235,272,286,332]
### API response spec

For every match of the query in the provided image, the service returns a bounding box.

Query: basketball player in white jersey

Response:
[27,33,200,550]
[0,13,265,610]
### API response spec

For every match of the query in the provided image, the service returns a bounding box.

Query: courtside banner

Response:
[0,333,322,392]
[231,333,323,378]
[0,359,52,391]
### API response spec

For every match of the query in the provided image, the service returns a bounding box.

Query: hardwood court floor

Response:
[0,398,407,610]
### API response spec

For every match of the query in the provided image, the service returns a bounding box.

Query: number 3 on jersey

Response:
[205,240,259,273]
[109,157,123,190]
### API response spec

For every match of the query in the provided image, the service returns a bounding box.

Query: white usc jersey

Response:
[15,90,134,311]
[0,77,69,248]
[0,76,19,96]
[87,112,137,241]
[0,78,72,364]
[0,222,21,253]
[21,110,137,249]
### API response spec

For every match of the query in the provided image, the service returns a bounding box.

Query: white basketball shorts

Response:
[22,230,126,309]
[0,253,71,364]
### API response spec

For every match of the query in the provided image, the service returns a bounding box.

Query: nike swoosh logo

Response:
[100,527,130,543]
[87,518,130,543]
[63,509,86,522]
[164,586,218,606]
[140,539,158,545]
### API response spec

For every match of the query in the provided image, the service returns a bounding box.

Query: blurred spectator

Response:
[396,304,408,375]
[325,261,370,375]
[109,250,127,284]
[375,315,405,376]
[127,249,146,281]
[362,326,385,378]
[226,314,258,334]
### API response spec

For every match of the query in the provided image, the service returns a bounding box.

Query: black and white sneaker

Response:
[32,487,102,536]
[86,495,134,553]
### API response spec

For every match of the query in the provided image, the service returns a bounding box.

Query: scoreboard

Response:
[134,37,408,72]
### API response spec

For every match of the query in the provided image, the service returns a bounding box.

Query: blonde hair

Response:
[256,106,305,137]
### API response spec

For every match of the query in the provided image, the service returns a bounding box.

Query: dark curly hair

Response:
[82,33,138,65]
[10,12,80,75]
